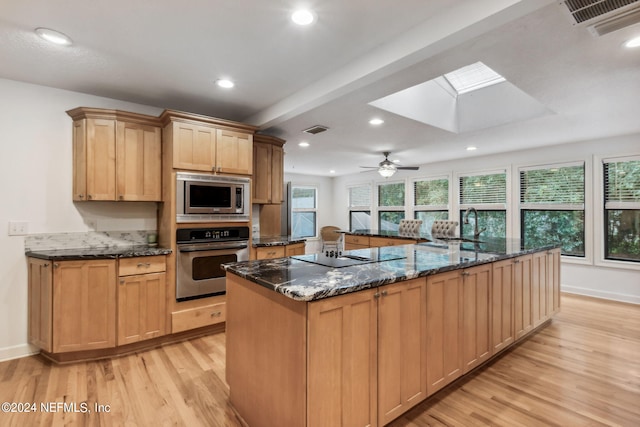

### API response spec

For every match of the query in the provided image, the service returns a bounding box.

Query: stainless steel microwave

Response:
[176,172,250,222]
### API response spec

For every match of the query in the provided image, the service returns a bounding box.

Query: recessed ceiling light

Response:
[369,118,384,125]
[466,146,477,151]
[624,36,640,48]
[35,27,72,46]
[329,170,336,174]
[216,79,235,88]
[298,141,310,148]
[291,9,315,25]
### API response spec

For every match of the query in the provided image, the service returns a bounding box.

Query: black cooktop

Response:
[292,253,406,268]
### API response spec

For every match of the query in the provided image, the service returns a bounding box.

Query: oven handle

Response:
[177,241,249,252]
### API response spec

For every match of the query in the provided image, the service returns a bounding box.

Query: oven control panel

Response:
[176,226,250,243]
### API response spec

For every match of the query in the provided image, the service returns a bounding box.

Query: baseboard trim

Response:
[562,285,640,305]
[0,344,39,363]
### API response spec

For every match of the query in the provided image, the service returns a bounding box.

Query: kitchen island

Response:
[224,239,561,427]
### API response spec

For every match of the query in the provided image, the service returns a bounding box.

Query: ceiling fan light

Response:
[378,164,397,178]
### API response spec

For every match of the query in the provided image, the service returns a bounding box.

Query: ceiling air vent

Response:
[560,0,640,36]
[302,125,329,135]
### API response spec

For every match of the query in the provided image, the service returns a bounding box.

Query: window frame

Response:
[376,180,406,231]
[347,184,372,231]
[518,161,586,258]
[290,185,318,239]
[456,169,509,239]
[412,175,451,234]
[595,154,640,270]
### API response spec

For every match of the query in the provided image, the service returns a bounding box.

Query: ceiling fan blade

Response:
[359,166,379,168]
[397,166,419,170]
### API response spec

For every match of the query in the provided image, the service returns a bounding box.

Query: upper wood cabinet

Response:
[253,134,285,204]
[160,110,257,175]
[67,108,162,202]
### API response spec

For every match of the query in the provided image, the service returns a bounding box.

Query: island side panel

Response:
[226,273,307,427]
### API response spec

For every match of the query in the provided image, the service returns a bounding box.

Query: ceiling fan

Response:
[360,151,419,178]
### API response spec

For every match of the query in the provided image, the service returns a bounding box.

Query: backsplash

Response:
[24,230,154,252]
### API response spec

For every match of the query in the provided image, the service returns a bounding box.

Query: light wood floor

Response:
[0,293,638,427]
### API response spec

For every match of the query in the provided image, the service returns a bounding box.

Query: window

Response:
[378,182,405,231]
[414,177,449,234]
[520,163,585,257]
[348,185,372,231]
[291,186,317,238]
[459,172,507,239]
[604,157,640,262]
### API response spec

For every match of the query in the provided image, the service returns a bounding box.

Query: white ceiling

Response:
[2,0,639,176]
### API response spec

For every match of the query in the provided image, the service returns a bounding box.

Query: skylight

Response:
[443,62,505,95]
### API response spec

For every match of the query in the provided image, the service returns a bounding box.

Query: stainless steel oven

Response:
[176,226,249,301]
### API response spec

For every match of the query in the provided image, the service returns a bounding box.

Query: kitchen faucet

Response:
[464,207,486,240]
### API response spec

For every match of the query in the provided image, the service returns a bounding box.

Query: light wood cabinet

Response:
[426,270,463,395]
[117,256,167,345]
[285,242,305,256]
[116,121,162,201]
[370,237,417,247]
[160,110,256,175]
[253,134,285,204]
[28,258,53,352]
[67,108,162,202]
[34,259,117,353]
[548,248,561,314]
[255,246,286,260]
[171,302,226,333]
[344,235,370,250]
[308,288,378,427]
[491,259,515,354]
[377,279,427,425]
[531,251,548,327]
[461,264,492,373]
[514,254,533,340]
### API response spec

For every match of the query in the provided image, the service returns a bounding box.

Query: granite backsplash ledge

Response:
[24,230,155,252]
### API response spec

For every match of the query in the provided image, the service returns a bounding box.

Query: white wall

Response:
[330,134,640,304]
[0,78,163,361]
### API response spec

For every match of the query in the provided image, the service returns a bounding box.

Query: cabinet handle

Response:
[87,195,93,200]
[78,194,84,199]
[381,290,388,296]
[53,263,59,268]
[513,259,521,264]
[461,271,470,276]
[373,293,380,299]
[119,195,124,200]
[137,263,151,268]
[120,279,125,285]
[211,311,222,318]
[547,251,553,255]
[43,263,49,267]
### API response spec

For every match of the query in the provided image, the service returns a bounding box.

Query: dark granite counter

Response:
[224,238,560,302]
[343,228,429,241]
[252,236,307,247]
[26,245,172,261]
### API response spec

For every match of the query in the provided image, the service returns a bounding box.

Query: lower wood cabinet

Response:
[461,264,492,373]
[491,259,515,354]
[285,242,306,256]
[117,256,167,345]
[514,254,534,339]
[369,237,417,248]
[344,235,370,250]
[28,255,170,355]
[251,242,306,260]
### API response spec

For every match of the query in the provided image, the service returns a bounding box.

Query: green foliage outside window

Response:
[378,183,405,207]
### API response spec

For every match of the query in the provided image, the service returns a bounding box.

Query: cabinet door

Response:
[285,243,305,256]
[72,119,87,201]
[86,118,116,200]
[118,272,166,345]
[252,142,272,203]
[172,122,216,171]
[531,251,548,326]
[271,145,284,203]
[426,270,463,395]
[378,279,428,425]
[52,260,116,353]
[116,121,162,201]
[491,259,514,354]
[308,289,378,427]
[216,129,252,175]
[514,255,533,339]
[28,258,53,352]
[461,264,492,372]
[549,248,561,314]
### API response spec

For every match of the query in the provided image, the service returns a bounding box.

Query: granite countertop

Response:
[26,245,172,261]
[252,236,307,247]
[224,238,560,302]
[343,229,430,241]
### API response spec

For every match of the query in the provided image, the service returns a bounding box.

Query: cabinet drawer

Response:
[344,235,370,246]
[172,303,226,333]
[370,237,416,247]
[256,246,286,260]
[119,256,166,276]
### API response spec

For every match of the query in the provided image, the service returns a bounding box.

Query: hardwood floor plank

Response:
[0,293,638,426]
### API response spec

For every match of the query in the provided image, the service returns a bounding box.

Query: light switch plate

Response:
[8,221,29,236]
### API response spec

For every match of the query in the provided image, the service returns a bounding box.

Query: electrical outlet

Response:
[8,221,29,236]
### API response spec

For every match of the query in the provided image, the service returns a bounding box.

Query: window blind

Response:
[349,185,371,208]
[414,178,448,207]
[520,164,584,207]
[459,173,506,205]
[604,159,640,208]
